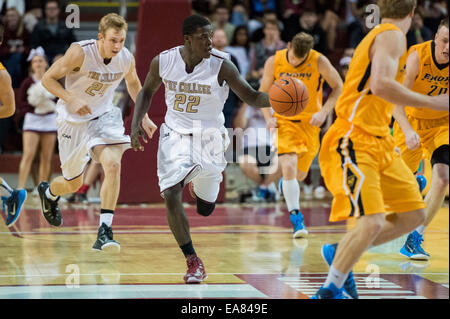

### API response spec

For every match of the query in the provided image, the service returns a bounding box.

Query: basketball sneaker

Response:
[310,283,348,299]
[184,254,207,284]
[37,182,62,227]
[92,223,120,252]
[400,230,429,260]
[1,189,27,227]
[321,243,358,299]
[290,210,308,238]
[416,175,427,193]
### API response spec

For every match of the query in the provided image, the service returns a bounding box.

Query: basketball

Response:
[269,76,309,117]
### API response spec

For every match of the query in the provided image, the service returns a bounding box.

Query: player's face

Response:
[188,25,213,59]
[435,26,449,63]
[99,28,126,58]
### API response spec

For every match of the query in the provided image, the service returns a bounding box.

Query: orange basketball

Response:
[269,76,308,117]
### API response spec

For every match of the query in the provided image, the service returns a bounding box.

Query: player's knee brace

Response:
[431,144,449,167]
[196,197,215,217]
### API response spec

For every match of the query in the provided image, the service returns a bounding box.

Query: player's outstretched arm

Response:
[219,58,271,109]
[310,55,343,127]
[42,44,91,116]
[370,30,449,111]
[0,69,15,118]
[392,49,421,150]
[130,55,162,151]
[125,55,157,139]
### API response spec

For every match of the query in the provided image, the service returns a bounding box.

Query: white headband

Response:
[27,46,46,62]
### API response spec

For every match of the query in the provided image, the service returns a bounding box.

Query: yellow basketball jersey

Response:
[273,48,323,121]
[0,62,5,71]
[335,23,408,137]
[405,40,449,120]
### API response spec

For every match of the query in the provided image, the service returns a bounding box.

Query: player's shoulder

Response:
[210,48,230,61]
[160,46,181,56]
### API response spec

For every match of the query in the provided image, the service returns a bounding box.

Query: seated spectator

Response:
[212,28,241,129]
[417,0,447,33]
[211,3,235,43]
[0,6,30,87]
[407,12,433,48]
[282,8,328,54]
[226,25,251,78]
[316,0,344,51]
[31,0,76,64]
[234,102,281,202]
[22,3,42,33]
[248,19,286,88]
[17,47,57,192]
[249,9,284,43]
[230,2,249,28]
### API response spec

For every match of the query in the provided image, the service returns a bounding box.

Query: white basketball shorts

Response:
[56,106,130,180]
[157,123,229,203]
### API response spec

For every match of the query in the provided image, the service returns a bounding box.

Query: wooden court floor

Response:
[0,195,448,299]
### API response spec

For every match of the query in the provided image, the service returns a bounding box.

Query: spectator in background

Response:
[248,19,285,88]
[407,11,433,48]
[211,3,235,43]
[345,0,376,48]
[316,0,344,51]
[212,28,241,129]
[294,9,328,54]
[226,25,251,78]
[417,0,447,33]
[31,0,76,64]
[249,9,284,43]
[230,2,248,28]
[17,47,57,192]
[0,0,25,15]
[22,2,42,33]
[0,6,30,87]
[250,0,278,17]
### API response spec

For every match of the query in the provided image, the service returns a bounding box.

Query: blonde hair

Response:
[291,32,314,58]
[378,0,416,19]
[98,13,128,35]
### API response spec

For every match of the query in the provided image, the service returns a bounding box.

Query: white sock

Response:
[100,213,114,227]
[324,265,348,289]
[282,178,300,212]
[0,178,13,197]
[416,225,426,235]
[45,187,58,201]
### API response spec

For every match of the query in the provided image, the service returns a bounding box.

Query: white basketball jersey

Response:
[159,46,230,134]
[56,39,132,123]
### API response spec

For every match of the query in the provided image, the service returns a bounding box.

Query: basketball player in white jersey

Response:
[37,13,157,251]
[131,15,271,283]
[0,26,27,227]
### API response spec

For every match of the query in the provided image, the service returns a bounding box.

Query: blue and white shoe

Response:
[311,283,348,299]
[290,210,308,238]
[416,175,427,193]
[321,243,358,299]
[1,189,27,227]
[400,230,430,260]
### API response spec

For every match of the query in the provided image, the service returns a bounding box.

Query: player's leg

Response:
[18,131,40,189]
[38,133,57,187]
[90,144,125,251]
[423,160,449,227]
[0,177,27,227]
[239,154,264,185]
[77,162,103,203]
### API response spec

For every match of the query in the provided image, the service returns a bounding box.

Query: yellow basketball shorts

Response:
[393,115,449,173]
[319,119,426,222]
[274,116,320,173]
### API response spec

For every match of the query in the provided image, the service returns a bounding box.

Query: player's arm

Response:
[258,56,277,129]
[369,30,448,111]
[310,55,343,127]
[41,43,91,116]
[392,49,421,150]
[130,55,162,151]
[125,55,157,139]
[219,58,270,109]
[0,69,15,118]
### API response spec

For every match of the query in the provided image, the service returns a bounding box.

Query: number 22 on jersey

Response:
[173,94,200,113]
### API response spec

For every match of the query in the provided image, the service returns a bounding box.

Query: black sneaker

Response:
[76,193,88,204]
[37,182,62,227]
[92,223,120,252]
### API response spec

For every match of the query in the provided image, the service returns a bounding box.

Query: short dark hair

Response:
[291,32,314,58]
[182,15,211,36]
[45,0,60,8]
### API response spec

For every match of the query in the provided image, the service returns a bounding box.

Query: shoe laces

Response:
[186,256,200,271]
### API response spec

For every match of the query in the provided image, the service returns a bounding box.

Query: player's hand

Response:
[141,115,158,139]
[394,147,402,156]
[404,130,420,151]
[266,117,278,130]
[310,110,327,127]
[67,96,91,115]
[131,125,146,152]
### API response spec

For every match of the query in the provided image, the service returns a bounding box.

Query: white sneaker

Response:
[303,184,313,199]
[314,186,326,199]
